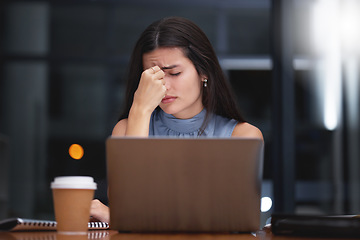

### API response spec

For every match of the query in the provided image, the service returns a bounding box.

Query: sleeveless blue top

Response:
[149,109,238,137]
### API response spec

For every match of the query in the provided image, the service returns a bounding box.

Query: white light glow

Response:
[344,59,359,129]
[341,0,360,54]
[261,197,272,212]
[312,0,342,131]
[311,0,360,131]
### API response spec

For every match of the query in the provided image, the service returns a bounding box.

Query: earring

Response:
[203,79,208,88]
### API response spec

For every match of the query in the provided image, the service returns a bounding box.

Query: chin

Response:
[159,105,181,116]
[159,107,176,115]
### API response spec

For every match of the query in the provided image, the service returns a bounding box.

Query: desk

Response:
[0,228,359,240]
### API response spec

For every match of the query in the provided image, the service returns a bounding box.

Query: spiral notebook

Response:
[0,218,109,231]
[0,230,111,240]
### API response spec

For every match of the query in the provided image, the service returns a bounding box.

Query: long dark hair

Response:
[120,16,245,127]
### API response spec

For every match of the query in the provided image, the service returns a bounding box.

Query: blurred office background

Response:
[0,0,359,225]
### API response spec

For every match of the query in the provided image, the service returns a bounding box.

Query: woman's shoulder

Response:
[112,118,128,136]
[231,122,263,140]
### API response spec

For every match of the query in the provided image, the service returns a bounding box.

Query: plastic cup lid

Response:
[51,176,97,189]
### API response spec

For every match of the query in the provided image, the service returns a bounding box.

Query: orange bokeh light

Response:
[69,144,84,160]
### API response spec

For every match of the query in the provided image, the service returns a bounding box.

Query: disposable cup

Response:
[51,176,97,235]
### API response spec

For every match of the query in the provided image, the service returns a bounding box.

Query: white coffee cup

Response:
[51,176,97,235]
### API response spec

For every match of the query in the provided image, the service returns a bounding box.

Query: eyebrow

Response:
[161,65,178,70]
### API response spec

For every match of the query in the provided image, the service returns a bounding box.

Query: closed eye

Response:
[170,72,181,76]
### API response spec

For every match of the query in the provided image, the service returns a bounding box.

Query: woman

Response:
[90,16,263,222]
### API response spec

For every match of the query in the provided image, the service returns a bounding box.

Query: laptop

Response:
[106,137,264,233]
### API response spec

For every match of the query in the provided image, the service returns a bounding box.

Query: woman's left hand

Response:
[90,199,110,223]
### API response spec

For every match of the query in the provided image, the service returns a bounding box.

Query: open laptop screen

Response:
[106,137,264,232]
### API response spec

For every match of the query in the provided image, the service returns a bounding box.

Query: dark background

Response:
[0,0,359,226]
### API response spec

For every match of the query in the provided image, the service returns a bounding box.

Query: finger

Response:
[89,216,100,222]
[145,66,157,74]
[149,66,161,74]
[162,85,167,94]
[145,67,155,74]
[156,76,165,85]
[154,70,165,80]
[152,66,161,72]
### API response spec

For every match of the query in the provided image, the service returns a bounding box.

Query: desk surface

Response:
[0,228,359,240]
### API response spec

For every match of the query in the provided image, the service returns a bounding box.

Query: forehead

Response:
[142,47,189,67]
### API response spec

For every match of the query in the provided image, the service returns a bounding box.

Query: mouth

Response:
[161,95,177,104]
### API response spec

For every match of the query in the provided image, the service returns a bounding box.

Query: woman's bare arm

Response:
[114,66,165,137]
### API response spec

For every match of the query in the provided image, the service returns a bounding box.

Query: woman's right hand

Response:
[132,66,166,115]
[121,66,166,136]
